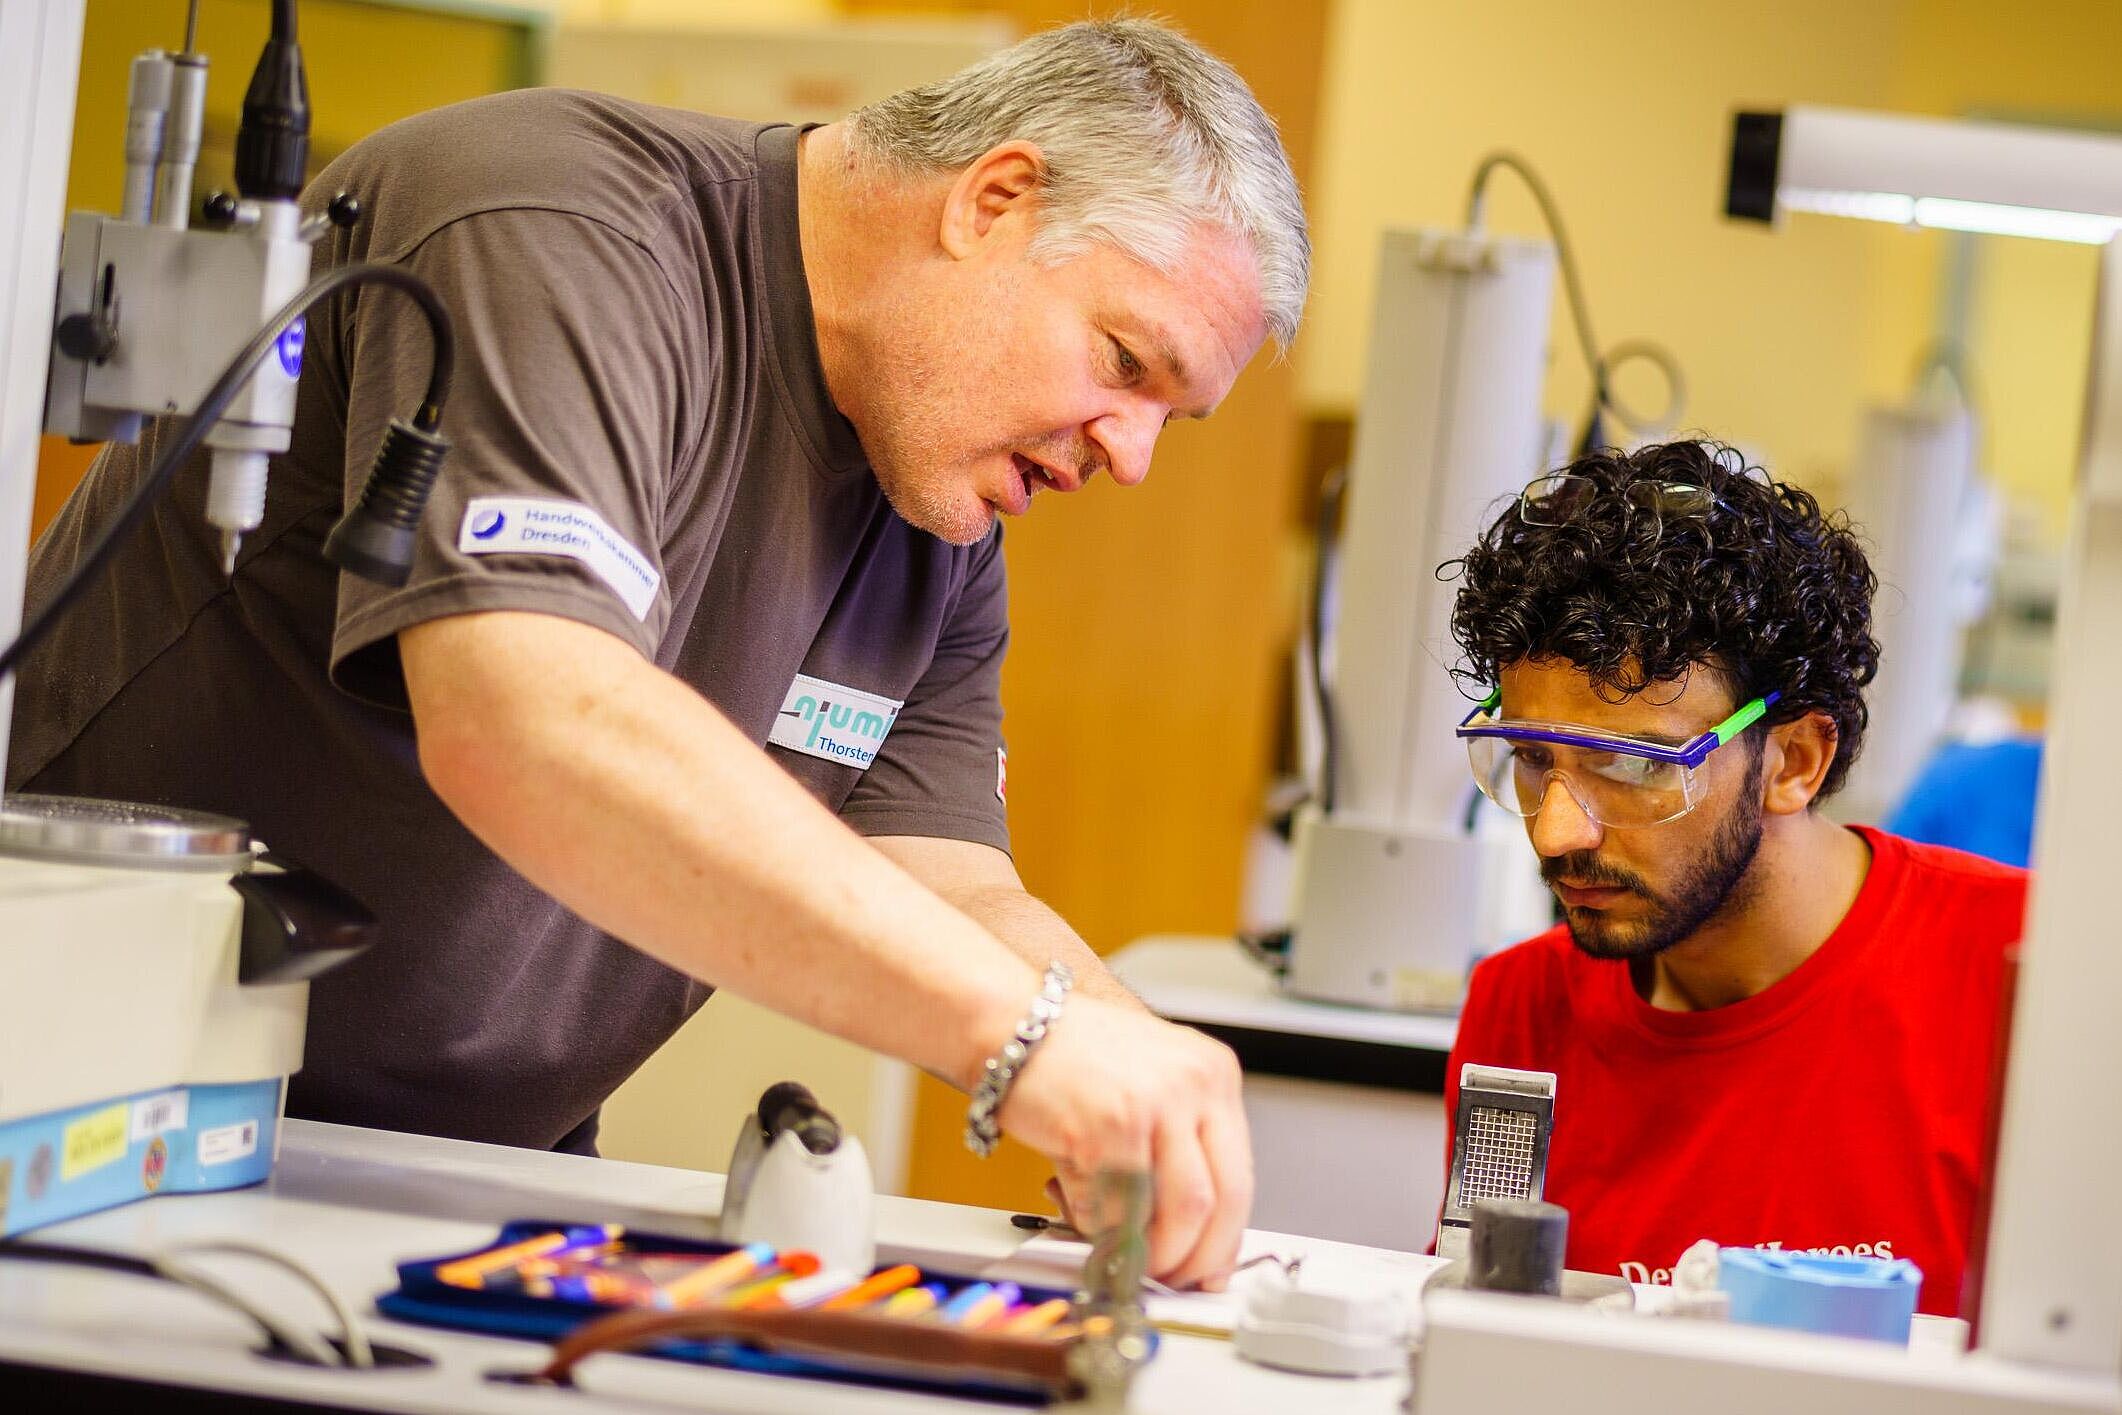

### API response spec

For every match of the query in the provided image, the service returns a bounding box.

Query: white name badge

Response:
[457,496,661,621]
[770,673,904,770]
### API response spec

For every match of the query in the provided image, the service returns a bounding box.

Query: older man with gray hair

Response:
[9,20,1307,1286]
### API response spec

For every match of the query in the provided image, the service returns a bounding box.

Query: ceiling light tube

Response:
[1728,106,2122,245]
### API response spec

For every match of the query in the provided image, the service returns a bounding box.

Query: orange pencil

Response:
[817,1264,922,1312]
[654,1242,777,1309]
[1002,1298,1071,1335]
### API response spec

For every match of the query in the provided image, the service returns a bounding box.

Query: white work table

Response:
[1111,935,1460,1057]
[1112,936,1457,1252]
[0,1118,1430,1412]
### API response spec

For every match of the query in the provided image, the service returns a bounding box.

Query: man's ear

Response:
[1761,710,1839,816]
[939,141,1045,258]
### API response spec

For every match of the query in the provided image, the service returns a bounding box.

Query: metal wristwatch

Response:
[964,962,1074,1157]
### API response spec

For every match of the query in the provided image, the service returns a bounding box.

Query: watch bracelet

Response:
[964,961,1075,1157]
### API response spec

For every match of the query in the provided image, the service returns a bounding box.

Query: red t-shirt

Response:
[1441,827,2026,1316]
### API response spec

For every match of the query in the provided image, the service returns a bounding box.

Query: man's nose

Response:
[1528,774,1603,858]
[1090,404,1164,488]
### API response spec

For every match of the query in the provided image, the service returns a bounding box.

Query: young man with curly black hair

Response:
[1438,439,2026,1317]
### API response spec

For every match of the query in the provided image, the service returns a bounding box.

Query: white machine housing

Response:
[1837,400,1991,823]
[0,854,303,1127]
[1283,228,1556,1012]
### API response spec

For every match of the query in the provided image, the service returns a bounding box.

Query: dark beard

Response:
[1544,748,1766,961]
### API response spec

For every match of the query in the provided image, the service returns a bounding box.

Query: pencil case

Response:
[378,1217,1148,1403]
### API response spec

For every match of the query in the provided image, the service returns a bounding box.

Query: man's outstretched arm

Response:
[401,609,1251,1288]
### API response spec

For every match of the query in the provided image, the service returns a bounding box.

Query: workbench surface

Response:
[0,1118,1425,1412]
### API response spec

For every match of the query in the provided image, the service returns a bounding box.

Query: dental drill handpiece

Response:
[203,3,315,575]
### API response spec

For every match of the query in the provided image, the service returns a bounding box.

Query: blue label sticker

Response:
[276,316,306,377]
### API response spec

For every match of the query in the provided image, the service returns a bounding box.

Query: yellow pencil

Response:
[1002,1298,1071,1335]
[882,1284,944,1317]
[727,1258,822,1310]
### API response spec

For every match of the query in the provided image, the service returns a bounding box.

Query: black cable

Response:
[0,1239,339,1366]
[0,1239,157,1283]
[0,261,454,687]
[1235,927,1291,979]
[1310,465,1348,815]
[1464,153,1686,443]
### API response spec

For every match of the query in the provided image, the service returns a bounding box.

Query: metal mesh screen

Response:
[1458,1104,1537,1204]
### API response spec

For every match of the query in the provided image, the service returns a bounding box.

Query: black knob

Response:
[326,191,361,228]
[1467,1198,1569,1297]
[54,312,117,364]
[201,190,240,227]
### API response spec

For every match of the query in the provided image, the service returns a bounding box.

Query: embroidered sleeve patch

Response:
[458,496,661,620]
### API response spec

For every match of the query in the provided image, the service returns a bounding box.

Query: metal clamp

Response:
[1062,1169,1154,1413]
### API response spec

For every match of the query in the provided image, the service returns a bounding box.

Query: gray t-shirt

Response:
[8,90,1011,1152]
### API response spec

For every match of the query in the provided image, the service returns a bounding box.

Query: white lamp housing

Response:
[1727,106,2122,245]
[1282,228,1556,1013]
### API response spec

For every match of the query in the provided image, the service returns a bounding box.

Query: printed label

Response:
[199,1120,260,1168]
[131,1090,189,1143]
[768,673,904,770]
[997,746,1008,804]
[1621,1237,1896,1287]
[457,496,661,620]
[61,1103,130,1181]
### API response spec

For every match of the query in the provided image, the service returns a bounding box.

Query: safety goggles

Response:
[1519,471,1732,538]
[1457,690,1781,828]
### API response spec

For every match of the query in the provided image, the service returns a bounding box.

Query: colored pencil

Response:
[882,1283,948,1318]
[1002,1298,1072,1335]
[954,1282,1019,1329]
[653,1242,777,1309]
[937,1281,997,1325]
[817,1263,922,1312]
[756,1269,861,1310]
[724,1253,823,1309]
[437,1225,620,1287]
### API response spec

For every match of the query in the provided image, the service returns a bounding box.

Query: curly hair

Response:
[1444,440,1880,798]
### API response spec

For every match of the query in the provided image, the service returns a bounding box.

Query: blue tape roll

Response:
[1718,1248,1923,1343]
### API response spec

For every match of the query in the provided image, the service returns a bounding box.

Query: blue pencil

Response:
[938,1281,995,1323]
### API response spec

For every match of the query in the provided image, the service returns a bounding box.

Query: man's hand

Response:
[996,996,1252,1291]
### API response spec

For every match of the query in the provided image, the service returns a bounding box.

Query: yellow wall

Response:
[539,0,835,24]
[67,1,534,213]
[1304,0,2121,534]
